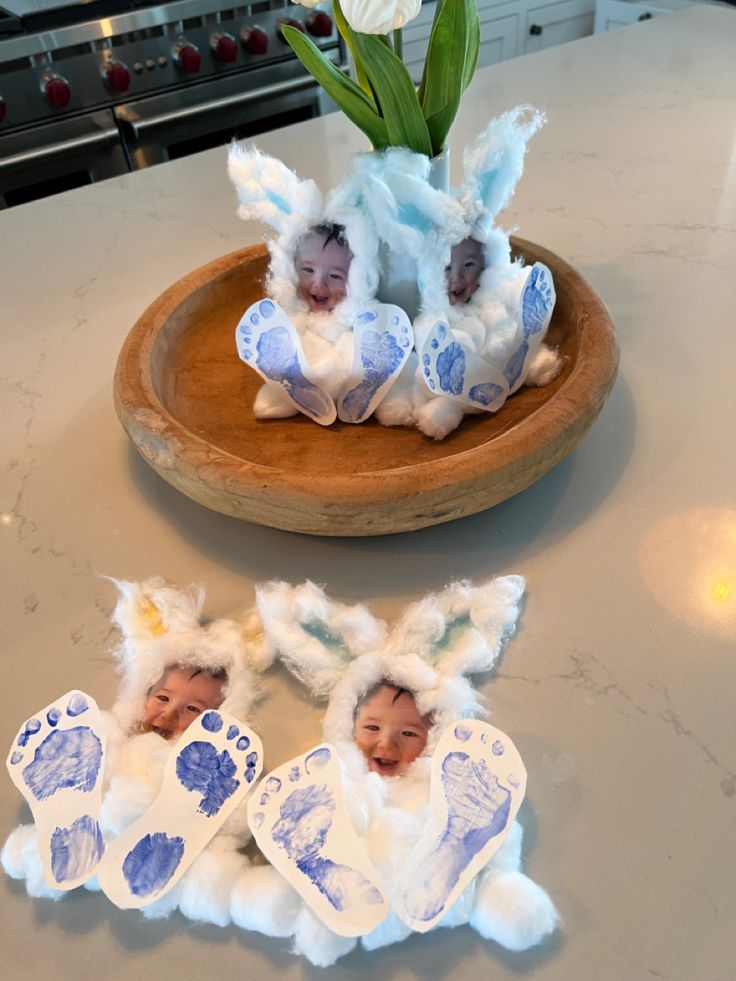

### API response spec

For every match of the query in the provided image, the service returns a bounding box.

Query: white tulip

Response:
[339,0,422,35]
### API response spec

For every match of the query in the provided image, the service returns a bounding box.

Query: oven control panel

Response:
[0,3,338,131]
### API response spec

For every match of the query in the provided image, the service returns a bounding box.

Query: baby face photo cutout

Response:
[3,577,265,927]
[248,576,558,967]
[228,144,414,427]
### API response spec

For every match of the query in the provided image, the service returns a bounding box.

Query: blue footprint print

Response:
[6,690,106,889]
[235,299,335,424]
[338,305,413,423]
[521,263,555,338]
[248,745,389,936]
[98,710,262,909]
[398,720,527,932]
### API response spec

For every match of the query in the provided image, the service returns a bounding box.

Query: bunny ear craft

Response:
[348,148,466,316]
[390,575,526,680]
[227,142,323,237]
[107,577,262,735]
[458,105,547,244]
[255,580,389,699]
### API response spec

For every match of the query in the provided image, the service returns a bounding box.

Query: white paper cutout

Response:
[337,304,414,423]
[247,743,389,937]
[395,719,527,933]
[98,709,262,909]
[6,690,107,891]
[419,319,509,411]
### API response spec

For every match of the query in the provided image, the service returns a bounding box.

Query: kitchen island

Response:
[1,7,734,980]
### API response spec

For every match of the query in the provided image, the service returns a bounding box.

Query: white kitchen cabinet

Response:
[522,0,596,54]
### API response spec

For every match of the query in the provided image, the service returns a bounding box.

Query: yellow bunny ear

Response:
[138,595,166,638]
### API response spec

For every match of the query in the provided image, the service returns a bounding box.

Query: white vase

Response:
[376,148,450,321]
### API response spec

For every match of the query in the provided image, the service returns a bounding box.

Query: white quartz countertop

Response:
[1,7,735,979]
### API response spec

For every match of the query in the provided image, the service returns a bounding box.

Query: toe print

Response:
[6,690,106,890]
[247,744,389,937]
[98,711,262,909]
[396,720,527,933]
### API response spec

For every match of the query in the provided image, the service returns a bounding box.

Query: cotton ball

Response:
[231,864,301,937]
[524,344,563,387]
[470,869,559,950]
[178,847,249,927]
[361,909,413,951]
[292,906,357,967]
[2,825,64,900]
[415,398,465,440]
[253,384,299,419]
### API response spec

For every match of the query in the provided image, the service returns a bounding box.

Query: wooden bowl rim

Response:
[114,238,619,507]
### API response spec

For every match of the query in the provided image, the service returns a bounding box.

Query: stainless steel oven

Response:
[0,0,342,208]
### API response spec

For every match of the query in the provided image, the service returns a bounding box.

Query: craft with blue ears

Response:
[3,577,268,929]
[240,577,558,967]
[369,108,563,440]
[228,143,414,426]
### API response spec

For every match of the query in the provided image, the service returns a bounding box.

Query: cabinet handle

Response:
[529,23,543,35]
[638,11,653,19]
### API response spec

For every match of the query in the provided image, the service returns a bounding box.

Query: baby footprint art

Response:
[395,720,527,933]
[506,262,557,394]
[98,711,262,909]
[419,320,509,412]
[337,304,413,423]
[6,690,106,891]
[235,298,336,425]
[247,744,389,937]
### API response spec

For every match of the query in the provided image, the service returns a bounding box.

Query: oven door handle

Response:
[0,127,121,170]
[118,69,347,136]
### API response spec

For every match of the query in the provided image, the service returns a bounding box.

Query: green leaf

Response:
[419,0,480,155]
[282,25,388,149]
[332,0,373,101]
[350,31,432,155]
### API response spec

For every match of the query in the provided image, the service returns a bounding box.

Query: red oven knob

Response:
[174,42,201,73]
[104,61,131,93]
[43,75,71,109]
[278,18,305,41]
[306,12,333,37]
[0,97,6,124]
[211,32,238,63]
[241,26,269,55]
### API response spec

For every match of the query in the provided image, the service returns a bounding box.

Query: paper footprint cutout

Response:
[337,304,413,423]
[235,299,336,425]
[420,321,509,411]
[247,744,389,937]
[395,720,526,933]
[6,690,106,890]
[98,711,262,909]
[506,262,556,393]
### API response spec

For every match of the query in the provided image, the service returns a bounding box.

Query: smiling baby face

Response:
[353,683,432,777]
[296,225,352,314]
[141,665,226,740]
[446,236,484,305]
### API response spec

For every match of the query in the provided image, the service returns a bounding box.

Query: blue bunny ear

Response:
[227,142,323,235]
[459,106,546,237]
[255,581,389,699]
[388,576,526,679]
[348,148,465,258]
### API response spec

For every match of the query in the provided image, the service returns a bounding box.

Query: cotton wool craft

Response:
[3,577,268,925]
[227,106,562,439]
[241,576,558,966]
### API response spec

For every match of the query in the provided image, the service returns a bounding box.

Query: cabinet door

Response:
[523,0,595,53]
[402,0,521,83]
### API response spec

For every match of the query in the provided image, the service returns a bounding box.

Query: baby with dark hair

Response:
[141,665,227,741]
[353,682,432,777]
[295,223,353,315]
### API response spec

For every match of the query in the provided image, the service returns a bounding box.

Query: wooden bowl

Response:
[114,240,618,536]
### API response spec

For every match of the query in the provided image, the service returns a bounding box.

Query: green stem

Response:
[393,27,403,61]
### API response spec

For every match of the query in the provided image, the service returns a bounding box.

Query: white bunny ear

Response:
[227,142,323,236]
[389,576,525,678]
[458,106,546,241]
[256,580,389,699]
